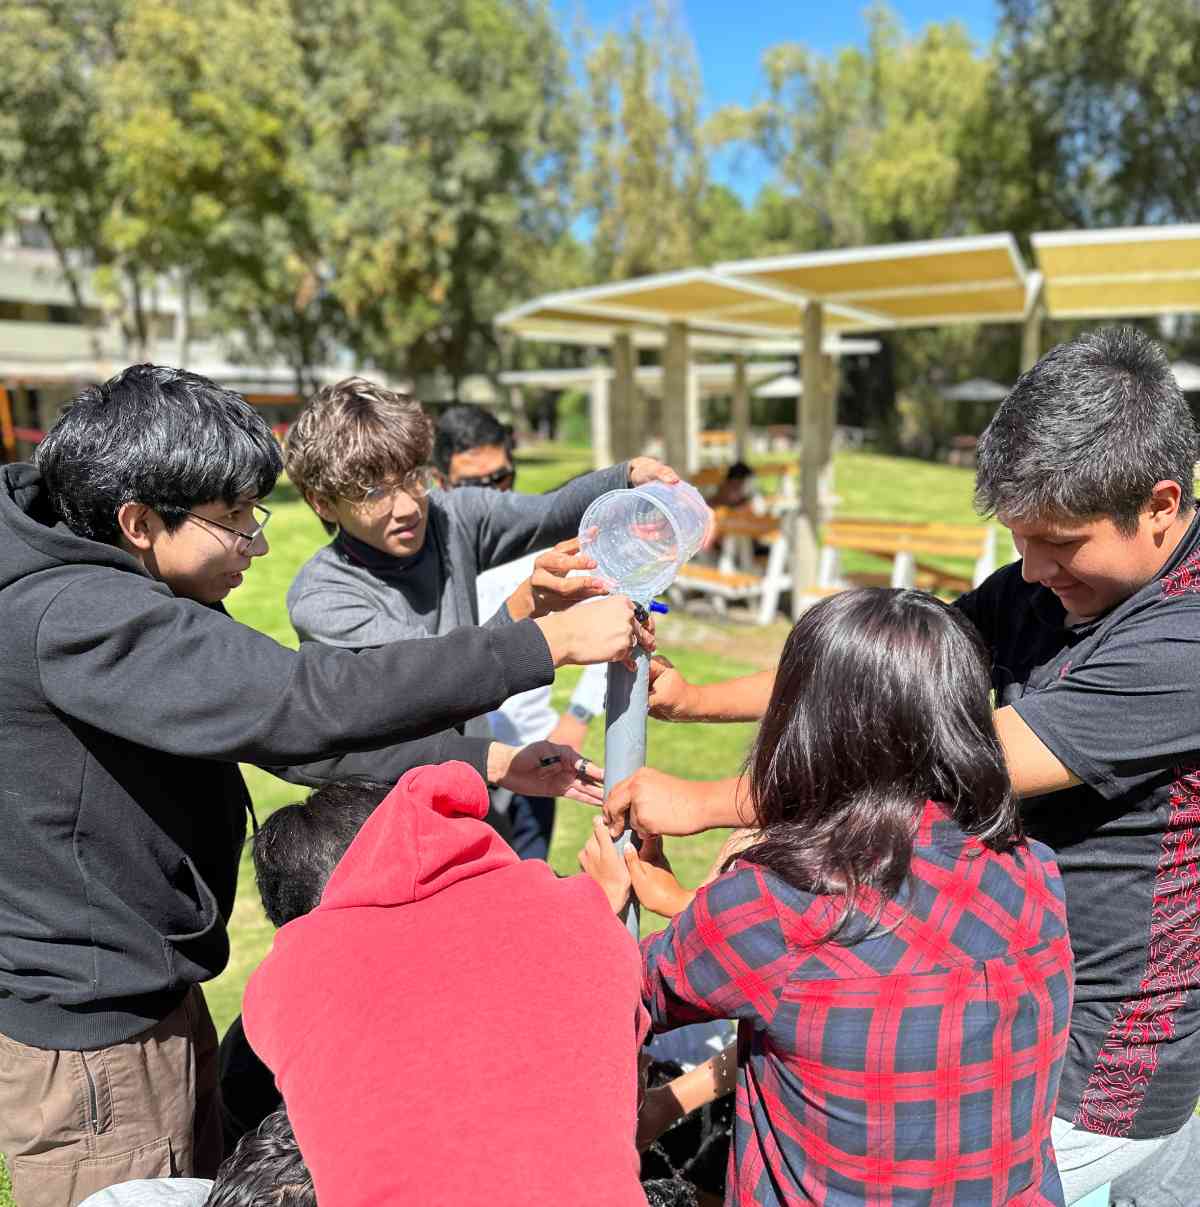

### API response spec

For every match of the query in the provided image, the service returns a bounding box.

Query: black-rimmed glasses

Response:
[182,504,272,552]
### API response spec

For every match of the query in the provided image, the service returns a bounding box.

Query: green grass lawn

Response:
[0,444,994,1201]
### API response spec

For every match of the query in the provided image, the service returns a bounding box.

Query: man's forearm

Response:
[672,776,752,833]
[684,670,774,723]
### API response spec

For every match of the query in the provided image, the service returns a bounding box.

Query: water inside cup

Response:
[579,481,713,602]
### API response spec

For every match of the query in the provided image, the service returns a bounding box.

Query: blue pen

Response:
[649,601,670,615]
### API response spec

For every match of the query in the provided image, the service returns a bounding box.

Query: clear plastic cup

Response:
[578,480,714,602]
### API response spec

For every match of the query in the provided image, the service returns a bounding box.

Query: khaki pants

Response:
[0,987,222,1207]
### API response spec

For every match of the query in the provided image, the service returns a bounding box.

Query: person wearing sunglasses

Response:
[283,381,677,844]
[436,403,611,860]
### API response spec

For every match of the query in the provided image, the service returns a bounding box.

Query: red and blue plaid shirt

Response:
[641,801,1074,1205]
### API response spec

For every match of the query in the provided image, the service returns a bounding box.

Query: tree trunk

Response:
[39,210,103,362]
[124,271,149,363]
[177,273,191,368]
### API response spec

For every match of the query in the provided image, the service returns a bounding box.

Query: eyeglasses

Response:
[451,464,516,491]
[183,504,272,553]
[353,466,436,508]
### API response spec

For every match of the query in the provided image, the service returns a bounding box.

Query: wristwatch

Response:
[567,702,594,724]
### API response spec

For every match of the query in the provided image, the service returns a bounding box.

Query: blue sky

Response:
[555,1,1000,199]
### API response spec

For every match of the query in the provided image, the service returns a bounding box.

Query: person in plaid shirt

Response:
[586,589,1074,1204]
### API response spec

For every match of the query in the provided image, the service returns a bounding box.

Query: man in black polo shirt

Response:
[599,328,1200,1204]
[957,327,1200,1202]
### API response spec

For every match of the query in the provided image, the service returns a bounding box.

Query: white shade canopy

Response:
[1171,360,1200,392]
[754,374,804,399]
[939,377,1010,402]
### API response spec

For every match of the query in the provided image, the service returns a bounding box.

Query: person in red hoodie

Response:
[242,760,649,1207]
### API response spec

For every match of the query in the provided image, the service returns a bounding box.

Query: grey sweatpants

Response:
[1052,1112,1200,1206]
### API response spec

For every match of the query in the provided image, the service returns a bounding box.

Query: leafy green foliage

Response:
[574,0,708,279]
[713,4,992,249]
[985,0,1200,232]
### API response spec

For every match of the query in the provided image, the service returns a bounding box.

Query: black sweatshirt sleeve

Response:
[264,731,493,788]
[36,572,551,766]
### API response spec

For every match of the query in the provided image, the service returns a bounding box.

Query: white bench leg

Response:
[817,545,841,589]
[759,537,789,625]
[891,550,916,589]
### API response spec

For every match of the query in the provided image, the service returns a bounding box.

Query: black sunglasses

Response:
[452,465,516,491]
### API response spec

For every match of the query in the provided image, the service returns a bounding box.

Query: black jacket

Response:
[0,463,553,1050]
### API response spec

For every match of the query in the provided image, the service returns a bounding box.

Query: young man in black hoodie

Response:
[0,365,647,1207]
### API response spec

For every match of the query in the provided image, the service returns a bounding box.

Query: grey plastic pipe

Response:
[604,645,649,940]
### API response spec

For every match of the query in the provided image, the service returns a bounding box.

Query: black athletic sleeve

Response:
[1011,597,1200,801]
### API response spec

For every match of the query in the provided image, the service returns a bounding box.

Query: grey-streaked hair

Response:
[975,327,1198,534]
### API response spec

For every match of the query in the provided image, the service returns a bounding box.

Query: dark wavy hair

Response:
[735,588,1018,940]
[206,1108,313,1207]
[36,364,282,545]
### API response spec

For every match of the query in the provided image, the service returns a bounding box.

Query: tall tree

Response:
[710,5,1003,439]
[99,0,322,385]
[980,0,1200,232]
[574,0,708,279]
[0,1,129,359]
[714,4,993,249]
[295,0,579,396]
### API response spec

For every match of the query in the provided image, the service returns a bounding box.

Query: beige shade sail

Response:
[717,234,1032,330]
[494,267,881,342]
[1033,225,1200,319]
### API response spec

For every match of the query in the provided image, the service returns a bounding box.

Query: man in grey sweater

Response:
[284,378,675,778]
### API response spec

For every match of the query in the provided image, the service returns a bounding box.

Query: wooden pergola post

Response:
[792,302,823,615]
[731,353,750,461]
[0,386,15,463]
[610,332,638,461]
[817,352,839,519]
[663,321,691,473]
[588,363,613,468]
[1021,270,1045,374]
[686,364,702,473]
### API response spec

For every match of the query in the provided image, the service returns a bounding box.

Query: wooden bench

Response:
[673,510,792,625]
[698,430,736,464]
[689,460,799,497]
[808,517,997,600]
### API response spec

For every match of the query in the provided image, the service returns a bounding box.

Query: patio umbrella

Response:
[939,378,1010,402]
[754,373,802,399]
[1171,360,1200,393]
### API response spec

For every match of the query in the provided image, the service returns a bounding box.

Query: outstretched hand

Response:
[647,655,696,722]
[627,457,681,487]
[535,595,656,672]
[602,766,705,838]
[524,537,608,617]
[501,740,603,806]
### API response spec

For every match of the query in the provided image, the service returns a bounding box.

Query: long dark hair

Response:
[736,588,1018,939]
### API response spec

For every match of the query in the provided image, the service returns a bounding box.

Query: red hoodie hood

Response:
[318,760,515,911]
[243,760,648,1207]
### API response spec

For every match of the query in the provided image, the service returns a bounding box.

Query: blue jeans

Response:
[508,794,556,861]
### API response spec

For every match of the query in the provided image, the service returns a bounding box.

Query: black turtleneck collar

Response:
[333,529,429,580]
